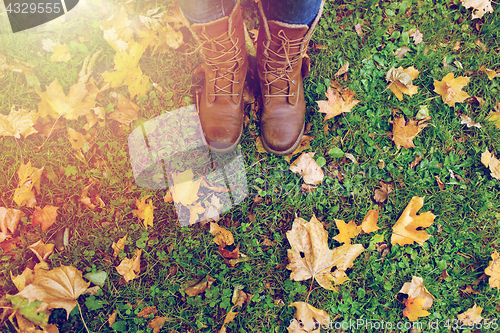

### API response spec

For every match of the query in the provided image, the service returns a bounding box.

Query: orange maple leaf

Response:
[434,73,470,107]
[391,197,436,246]
[391,116,428,150]
[32,205,59,231]
[316,87,359,121]
[403,297,430,321]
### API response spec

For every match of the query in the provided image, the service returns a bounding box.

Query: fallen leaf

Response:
[83,106,106,131]
[170,169,202,206]
[461,0,493,19]
[112,234,127,257]
[287,302,330,333]
[479,65,496,80]
[255,136,267,153]
[487,111,500,129]
[457,303,483,325]
[403,297,430,321]
[0,207,24,237]
[398,276,436,310]
[28,240,54,261]
[187,202,205,225]
[409,155,424,169]
[481,149,500,180]
[210,222,234,246]
[284,135,314,161]
[0,105,38,138]
[286,215,364,290]
[50,44,71,62]
[394,46,411,59]
[13,161,44,207]
[374,181,393,203]
[316,87,359,120]
[219,309,238,333]
[391,116,428,150]
[184,275,215,297]
[137,306,157,318]
[386,66,419,100]
[16,265,90,318]
[32,205,59,231]
[108,93,140,126]
[484,251,500,289]
[434,73,470,107]
[460,285,479,294]
[80,183,105,209]
[10,267,35,292]
[108,311,117,327]
[334,62,349,78]
[360,209,380,233]
[116,249,142,282]
[289,152,324,185]
[460,114,481,128]
[333,219,360,244]
[100,8,135,53]
[409,29,423,44]
[435,175,445,191]
[391,196,436,246]
[134,195,156,229]
[148,316,166,333]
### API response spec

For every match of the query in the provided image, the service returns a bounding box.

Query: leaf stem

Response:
[77,302,91,333]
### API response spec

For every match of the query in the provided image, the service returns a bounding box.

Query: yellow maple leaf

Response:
[360,209,380,233]
[461,0,493,19]
[434,73,470,107]
[50,44,71,62]
[333,219,361,244]
[112,234,127,257]
[16,265,90,318]
[479,65,496,80]
[391,196,436,246]
[100,8,135,53]
[391,116,428,150]
[13,161,44,207]
[116,249,142,282]
[0,105,38,138]
[286,215,364,290]
[170,169,202,206]
[37,79,98,120]
[403,297,430,321]
[486,111,500,129]
[484,251,500,289]
[134,195,156,229]
[457,303,483,325]
[10,267,35,292]
[316,87,359,121]
[386,66,420,101]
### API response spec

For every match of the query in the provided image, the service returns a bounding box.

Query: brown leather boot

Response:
[189,3,248,153]
[256,2,324,155]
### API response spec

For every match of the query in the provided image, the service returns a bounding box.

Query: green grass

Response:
[1,0,500,331]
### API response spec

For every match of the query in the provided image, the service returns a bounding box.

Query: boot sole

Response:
[261,122,305,156]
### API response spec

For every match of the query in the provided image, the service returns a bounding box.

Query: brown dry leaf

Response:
[28,240,55,261]
[32,205,59,231]
[374,181,393,203]
[398,276,436,310]
[112,234,127,257]
[333,219,361,244]
[316,87,359,121]
[434,73,470,107]
[108,311,117,327]
[435,175,445,191]
[116,249,142,282]
[287,301,330,333]
[13,161,44,207]
[409,155,424,169]
[479,65,496,80]
[10,267,35,292]
[0,207,24,240]
[16,265,90,318]
[185,275,215,297]
[334,62,349,78]
[460,285,479,294]
[481,149,500,180]
[457,303,483,324]
[360,209,380,233]
[255,136,267,153]
[83,106,106,131]
[289,152,324,185]
[134,195,156,229]
[210,222,234,246]
[284,135,314,161]
[484,251,500,289]
[403,297,430,322]
[81,183,105,209]
[391,116,428,150]
[461,0,493,19]
[0,105,39,139]
[460,114,481,128]
[37,79,98,120]
[108,92,140,126]
[137,306,157,318]
[391,196,436,246]
[286,215,364,290]
[219,309,238,333]
[148,316,166,333]
[386,66,420,101]
[409,28,423,44]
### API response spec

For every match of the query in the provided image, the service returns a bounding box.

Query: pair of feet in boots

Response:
[183,1,324,155]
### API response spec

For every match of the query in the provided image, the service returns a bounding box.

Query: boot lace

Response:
[199,30,243,97]
[262,30,304,98]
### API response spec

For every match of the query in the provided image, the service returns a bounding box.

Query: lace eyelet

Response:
[292,92,296,97]
[237,80,240,84]
[237,93,240,97]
